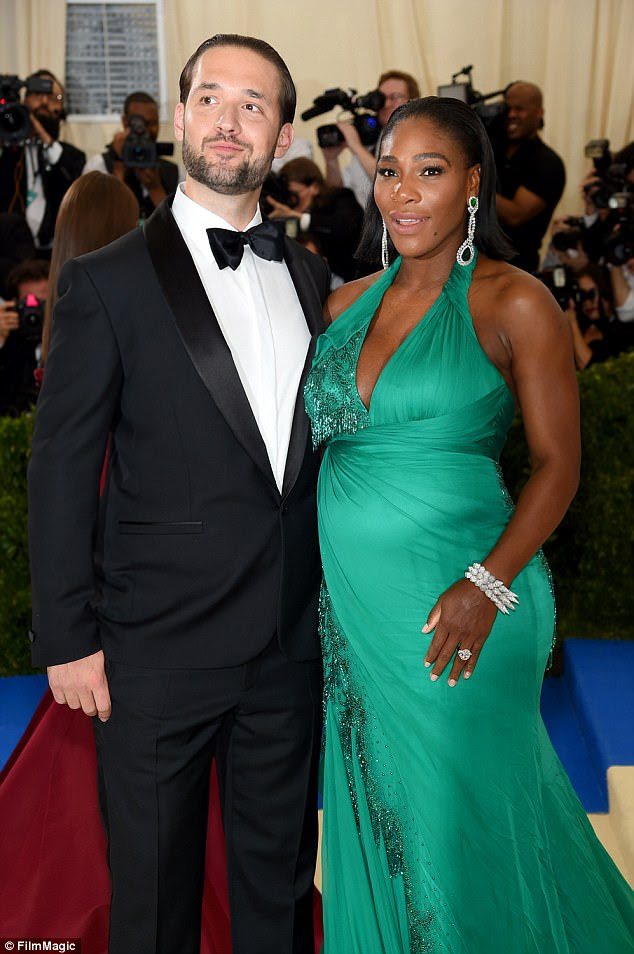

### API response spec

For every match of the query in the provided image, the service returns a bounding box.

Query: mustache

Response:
[202,133,251,150]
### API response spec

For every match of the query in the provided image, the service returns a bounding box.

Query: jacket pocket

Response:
[118,520,203,535]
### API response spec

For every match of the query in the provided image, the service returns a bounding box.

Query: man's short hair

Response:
[178,34,296,127]
[378,70,420,101]
[123,91,157,116]
[6,258,49,297]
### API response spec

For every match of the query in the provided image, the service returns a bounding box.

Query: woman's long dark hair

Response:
[356,96,514,266]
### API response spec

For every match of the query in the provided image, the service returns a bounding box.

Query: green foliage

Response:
[0,354,632,674]
[0,413,35,675]
[501,351,634,643]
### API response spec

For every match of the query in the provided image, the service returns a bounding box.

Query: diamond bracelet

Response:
[464,562,519,615]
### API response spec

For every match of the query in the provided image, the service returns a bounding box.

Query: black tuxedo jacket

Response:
[28,199,330,669]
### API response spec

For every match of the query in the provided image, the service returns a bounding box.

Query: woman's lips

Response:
[388,213,429,231]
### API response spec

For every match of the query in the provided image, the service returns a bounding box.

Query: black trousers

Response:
[93,637,323,954]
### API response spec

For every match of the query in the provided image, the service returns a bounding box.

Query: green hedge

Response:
[1,354,632,676]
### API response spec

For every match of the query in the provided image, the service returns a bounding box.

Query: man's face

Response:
[17,278,49,302]
[378,78,410,128]
[123,102,160,141]
[504,84,543,142]
[24,76,64,139]
[174,45,293,198]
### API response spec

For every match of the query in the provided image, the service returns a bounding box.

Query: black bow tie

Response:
[206,220,286,271]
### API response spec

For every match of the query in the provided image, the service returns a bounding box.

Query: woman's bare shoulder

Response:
[323,270,383,326]
[473,257,565,332]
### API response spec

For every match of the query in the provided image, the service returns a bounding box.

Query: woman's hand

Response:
[266,197,301,220]
[422,579,498,686]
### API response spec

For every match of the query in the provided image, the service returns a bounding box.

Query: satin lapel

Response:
[282,238,326,497]
[143,200,276,489]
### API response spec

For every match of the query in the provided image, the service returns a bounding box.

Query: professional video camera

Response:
[0,73,53,146]
[437,66,507,142]
[301,87,385,149]
[120,114,174,168]
[16,293,45,342]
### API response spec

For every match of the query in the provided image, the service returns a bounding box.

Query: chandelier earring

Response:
[381,220,390,270]
[457,195,478,267]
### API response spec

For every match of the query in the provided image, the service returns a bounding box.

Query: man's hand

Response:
[0,300,19,346]
[48,649,112,721]
[28,111,54,147]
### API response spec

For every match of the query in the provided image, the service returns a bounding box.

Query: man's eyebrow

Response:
[194,81,270,104]
[379,151,451,164]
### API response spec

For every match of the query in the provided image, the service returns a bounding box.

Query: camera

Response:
[540,266,579,311]
[120,115,174,168]
[437,66,507,142]
[259,171,299,215]
[551,217,586,253]
[301,87,385,149]
[17,293,45,342]
[0,73,53,146]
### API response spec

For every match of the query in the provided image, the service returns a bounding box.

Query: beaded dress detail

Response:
[304,254,634,953]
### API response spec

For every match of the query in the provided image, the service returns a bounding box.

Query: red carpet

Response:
[0,690,324,951]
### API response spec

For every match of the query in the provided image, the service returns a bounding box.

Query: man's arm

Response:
[496,185,547,228]
[28,259,123,716]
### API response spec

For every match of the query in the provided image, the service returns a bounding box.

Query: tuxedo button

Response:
[281,504,288,514]
[28,628,36,643]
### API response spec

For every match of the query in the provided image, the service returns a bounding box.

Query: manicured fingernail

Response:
[430,673,438,682]
[424,660,431,668]
[464,671,471,679]
[448,679,456,688]
[421,624,429,633]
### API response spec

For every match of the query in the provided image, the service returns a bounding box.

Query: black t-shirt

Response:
[496,137,566,272]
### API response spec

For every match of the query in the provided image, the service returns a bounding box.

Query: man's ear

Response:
[174,102,184,143]
[274,122,294,159]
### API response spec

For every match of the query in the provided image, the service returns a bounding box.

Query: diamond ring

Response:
[457,648,473,662]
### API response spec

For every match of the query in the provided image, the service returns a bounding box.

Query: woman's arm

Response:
[424,275,580,684]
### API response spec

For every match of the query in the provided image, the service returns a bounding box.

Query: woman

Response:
[266,156,364,282]
[41,170,140,363]
[304,97,634,952]
[566,264,634,369]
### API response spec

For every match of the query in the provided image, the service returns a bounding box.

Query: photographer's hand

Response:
[266,197,301,220]
[28,111,54,147]
[336,122,376,179]
[0,300,19,346]
[135,166,167,206]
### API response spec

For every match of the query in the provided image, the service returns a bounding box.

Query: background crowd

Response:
[1,56,633,415]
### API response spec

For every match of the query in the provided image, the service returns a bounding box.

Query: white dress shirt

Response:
[171,184,310,492]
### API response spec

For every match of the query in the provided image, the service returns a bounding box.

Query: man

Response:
[0,70,85,252]
[84,90,179,221]
[28,34,329,954]
[0,258,48,414]
[321,69,420,207]
[495,81,565,272]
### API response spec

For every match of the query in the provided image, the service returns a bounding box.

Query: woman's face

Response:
[374,116,480,263]
[287,180,319,213]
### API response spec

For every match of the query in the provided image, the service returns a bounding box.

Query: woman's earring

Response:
[381,220,390,270]
[457,195,478,267]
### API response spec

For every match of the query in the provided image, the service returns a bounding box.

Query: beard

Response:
[182,133,274,195]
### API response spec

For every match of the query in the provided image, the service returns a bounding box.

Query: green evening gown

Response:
[304,252,634,953]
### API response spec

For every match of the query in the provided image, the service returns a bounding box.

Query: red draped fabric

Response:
[0,690,323,952]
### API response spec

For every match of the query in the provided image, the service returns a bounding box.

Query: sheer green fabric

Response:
[304,254,634,953]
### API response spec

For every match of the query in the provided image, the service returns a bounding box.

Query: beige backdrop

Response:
[2,0,634,219]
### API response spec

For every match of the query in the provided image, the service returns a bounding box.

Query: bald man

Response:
[494,81,565,272]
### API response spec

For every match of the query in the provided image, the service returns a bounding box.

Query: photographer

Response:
[320,70,420,207]
[563,264,634,370]
[494,81,565,273]
[0,71,85,253]
[266,157,364,282]
[0,258,48,414]
[84,91,178,221]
